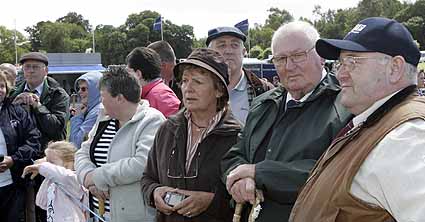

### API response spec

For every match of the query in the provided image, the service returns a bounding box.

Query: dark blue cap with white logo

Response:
[316,17,420,66]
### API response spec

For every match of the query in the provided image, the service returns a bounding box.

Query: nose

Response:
[285,57,296,70]
[336,66,349,81]
[223,46,233,55]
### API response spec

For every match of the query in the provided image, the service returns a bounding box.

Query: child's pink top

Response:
[36,162,88,222]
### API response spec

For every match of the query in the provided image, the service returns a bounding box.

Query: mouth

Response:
[185,97,198,102]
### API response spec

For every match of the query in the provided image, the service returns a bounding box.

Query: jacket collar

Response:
[97,101,150,124]
[263,72,341,105]
[141,78,163,98]
[166,107,241,136]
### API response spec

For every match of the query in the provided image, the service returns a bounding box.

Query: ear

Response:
[216,89,224,98]
[44,67,49,76]
[116,94,126,103]
[388,56,405,84]
[136,69,144,80]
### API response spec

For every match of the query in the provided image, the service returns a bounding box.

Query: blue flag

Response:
[153,16,162,31]
[235,19,249,33]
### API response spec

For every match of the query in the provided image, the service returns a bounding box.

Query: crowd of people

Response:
[0,16,424,222]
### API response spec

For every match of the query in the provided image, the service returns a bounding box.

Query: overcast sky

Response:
[2,0,360,38]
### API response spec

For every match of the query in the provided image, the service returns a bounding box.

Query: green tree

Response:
[249,24,275,51]
[356,0,403,19]
[395,0,425,50]
[193,37,206,49]
[164,23,194,58]
[264,7,294,30]
[95,25,128,65]
[259,47,272,60]
[122,10,194,59]
[249,45,263,59]
[57,12,91,32]
[0,26,30,64]
[38,22,90,52]
[313,6,357,39]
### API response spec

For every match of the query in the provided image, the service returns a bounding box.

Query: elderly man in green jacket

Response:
[221,21,352,222]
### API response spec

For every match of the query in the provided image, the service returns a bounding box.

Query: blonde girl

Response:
[23,141,88,222]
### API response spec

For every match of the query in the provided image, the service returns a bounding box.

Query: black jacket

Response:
[10,76,69,151]
[0,98,41,186]
[141,108,241,222]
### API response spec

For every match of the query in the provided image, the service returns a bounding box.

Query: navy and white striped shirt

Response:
[91,119,118,213]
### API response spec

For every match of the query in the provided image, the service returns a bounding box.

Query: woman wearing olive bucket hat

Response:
[142,48,241,222]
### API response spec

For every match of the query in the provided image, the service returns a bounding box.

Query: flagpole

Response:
[161,16,164,41]
[92,27,96,53]
[248,29,251,58]
[14,19,18,65]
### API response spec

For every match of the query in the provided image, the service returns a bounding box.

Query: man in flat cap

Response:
[207,26,273,125]
[11,52,69,150]
[290,17,425,222]
[221,21,351,222]
[10,52,69,222]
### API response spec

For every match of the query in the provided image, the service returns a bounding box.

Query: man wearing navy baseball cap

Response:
[290,17,425,222]
[207,26,273,124]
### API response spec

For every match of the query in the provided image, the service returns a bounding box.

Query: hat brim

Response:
[316,39,374,60]
[174,59,228,90]
[19,58,48,66]
[206,32,246,46]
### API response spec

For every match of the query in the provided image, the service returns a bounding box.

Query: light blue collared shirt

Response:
[229,72,249,125]
[24,79,45,97]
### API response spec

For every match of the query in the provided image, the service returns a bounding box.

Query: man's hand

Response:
[226,164,256,191]
[70,104,87,116]
[229,177,256,204]
[22,164,41,179]
[173,189,214,218]
[153,186,176,215]
[12,92,41,108]
[0,156,14,173]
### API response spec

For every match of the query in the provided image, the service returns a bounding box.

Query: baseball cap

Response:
[316,17,420,66]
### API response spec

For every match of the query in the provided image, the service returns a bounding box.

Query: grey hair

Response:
[404,63,418,84]
[271,21,320,54]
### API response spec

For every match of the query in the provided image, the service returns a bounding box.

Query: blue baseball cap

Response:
[206,26,247,46]
[316,17,420,66]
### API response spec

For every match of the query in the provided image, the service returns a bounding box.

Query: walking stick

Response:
[98,199,105,221]
[232,189,264,222]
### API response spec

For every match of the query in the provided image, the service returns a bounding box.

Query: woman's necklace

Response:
[191,119,207,132]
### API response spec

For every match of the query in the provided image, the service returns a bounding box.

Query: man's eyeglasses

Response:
[167,149,199,179]
[77,86,88,92]
[271,46,315,67]
[336,56,390,72]
[23,64,45,72]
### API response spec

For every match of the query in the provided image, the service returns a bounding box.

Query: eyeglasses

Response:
[271,46,315,67]
[23,64,45,72]
[77,86,88,92]
[336,56,390,72]
[167,149,199,179]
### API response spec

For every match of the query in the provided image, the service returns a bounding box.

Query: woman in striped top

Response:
[75,66,165,222]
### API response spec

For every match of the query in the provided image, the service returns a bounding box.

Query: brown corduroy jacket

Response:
[290,88,425,222]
